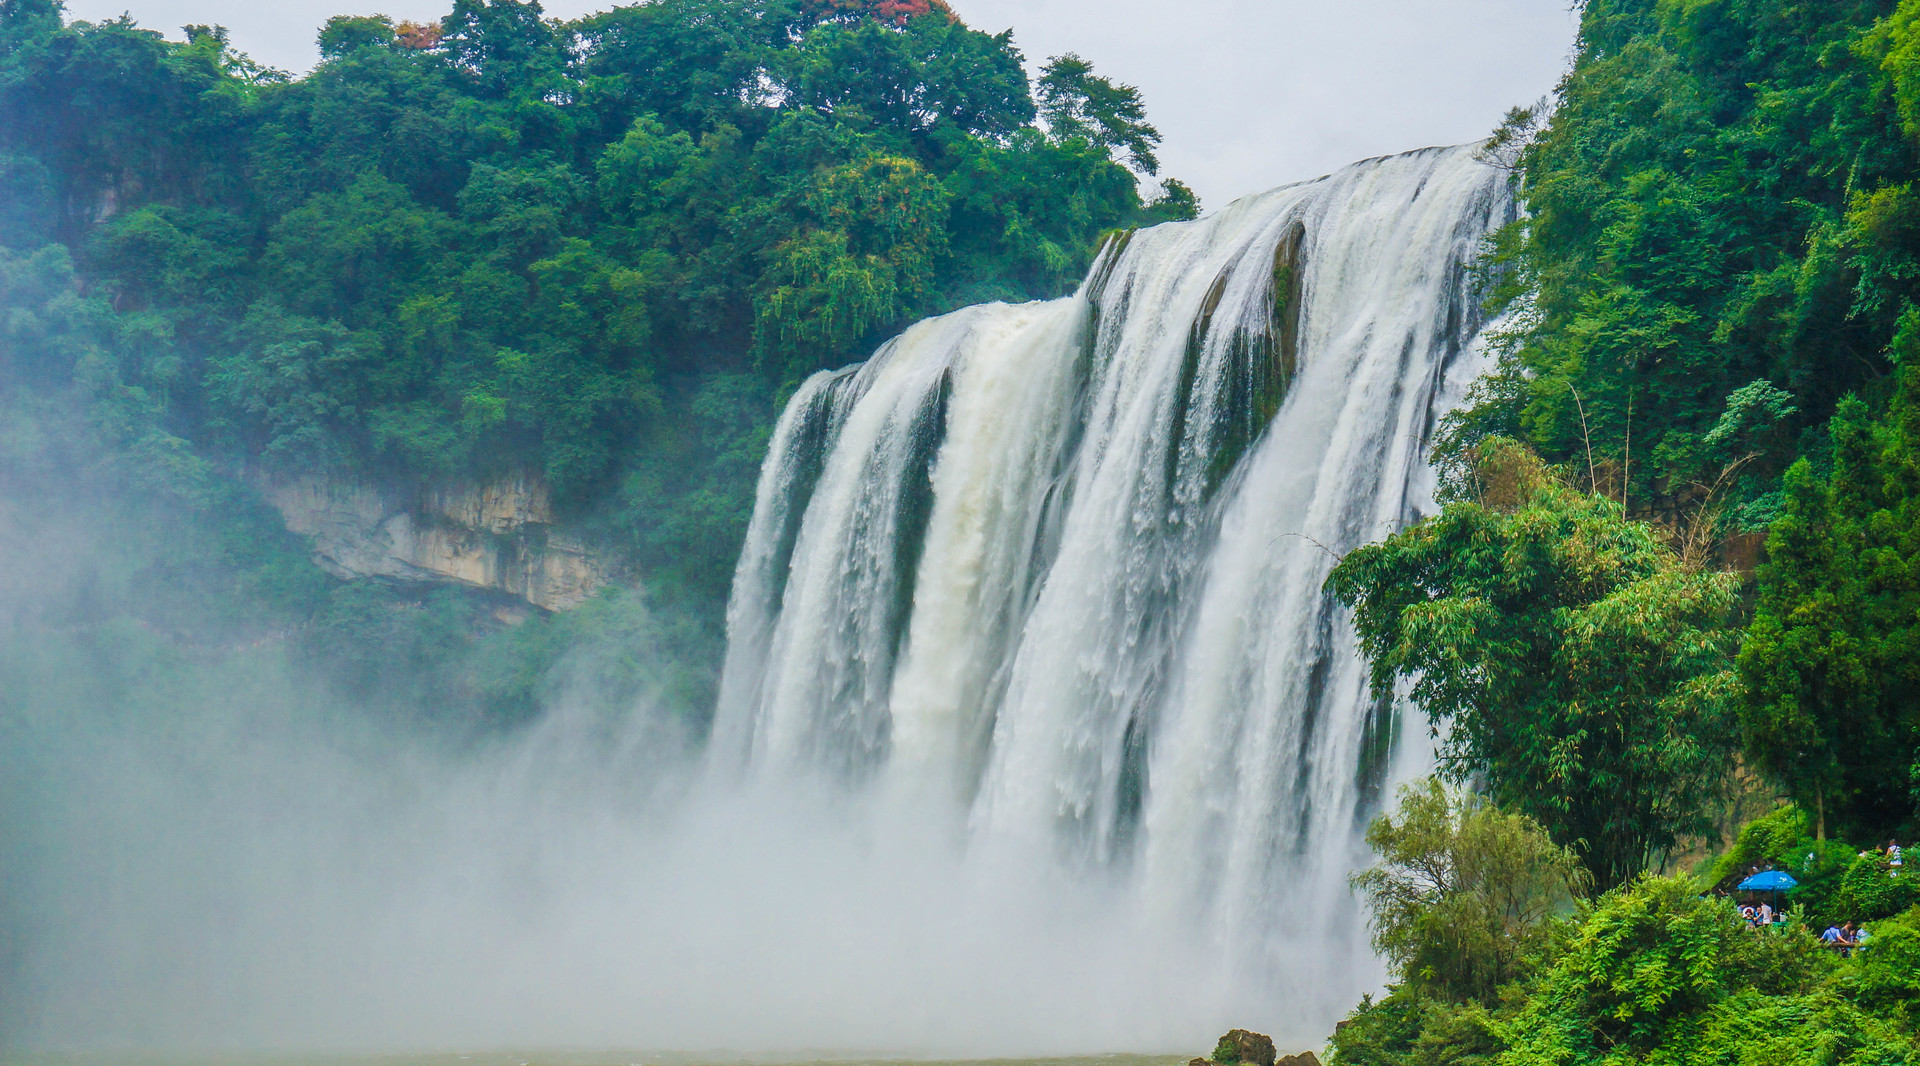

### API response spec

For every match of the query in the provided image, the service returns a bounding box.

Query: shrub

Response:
[1847,906,1920,1029]
[1685,988,1920,1066]
[1834,854,1920,923]
[1326,992,1504,1066]
[1706,803,1810,887]
[1352,780,1587,1003]
[1498,877,1828,1063]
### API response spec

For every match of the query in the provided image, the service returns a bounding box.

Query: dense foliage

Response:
[1330,441,1741,889]
[1335,799,1920,1065]
[0,0,1193,724]
[1425,0,1920,850]
[1331,0,1920,1058]
[1351,781,1587,1003]
[1467,0,1917,522]
[1739,363,1920,839]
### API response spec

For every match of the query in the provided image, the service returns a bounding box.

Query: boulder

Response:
[1277,1055,1321,1066]
[1212,1029,1277,1066]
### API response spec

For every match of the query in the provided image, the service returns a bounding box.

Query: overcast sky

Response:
[60,0,1579,208]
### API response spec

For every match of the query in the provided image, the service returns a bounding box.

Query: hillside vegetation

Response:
[0,0,1192,725]
[1329,0,1920,1060]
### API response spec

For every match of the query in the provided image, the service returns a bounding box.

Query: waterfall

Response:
[715,144,1515,1027]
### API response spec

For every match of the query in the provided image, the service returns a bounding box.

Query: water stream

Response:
[717,143,1514,1018]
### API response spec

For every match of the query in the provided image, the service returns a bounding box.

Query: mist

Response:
[0,558,1335,1054]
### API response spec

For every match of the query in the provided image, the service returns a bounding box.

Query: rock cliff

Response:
[261,473,611,612]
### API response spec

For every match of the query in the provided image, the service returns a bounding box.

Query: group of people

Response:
[1862,841,1905,870]
[1822,921,1869,956]
[1814,839,1907,955]
[1740,904,1871,954]
[1726,840,1907,951]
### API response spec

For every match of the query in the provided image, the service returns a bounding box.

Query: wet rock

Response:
[1213,1029,1277,1066]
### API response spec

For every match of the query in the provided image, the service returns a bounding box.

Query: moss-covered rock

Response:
[1212,1028,1277,1066]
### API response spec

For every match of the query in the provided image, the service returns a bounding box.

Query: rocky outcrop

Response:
[1202,1029,1316,1066]
[1213,1029,1278,1066]
[261,473,612,612]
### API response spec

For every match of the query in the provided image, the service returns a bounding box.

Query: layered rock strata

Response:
[261,474,609,612]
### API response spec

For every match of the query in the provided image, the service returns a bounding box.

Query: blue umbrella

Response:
[1737,871,1799,892]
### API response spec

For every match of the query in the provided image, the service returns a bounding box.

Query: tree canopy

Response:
[1352,780,1587,1003]
[1333,1,1920,1056]
[1329,440,1741,890]
[0,0,1197,633]
[1466,0,1919,528]
[1740,362,1920,840]
[0,0,1198,727]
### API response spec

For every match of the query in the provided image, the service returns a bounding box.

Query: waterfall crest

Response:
[716,144,1515,1020]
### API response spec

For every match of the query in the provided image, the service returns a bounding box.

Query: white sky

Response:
[59,0,1580,208]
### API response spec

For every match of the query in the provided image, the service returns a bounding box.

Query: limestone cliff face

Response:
[262,474,611,612]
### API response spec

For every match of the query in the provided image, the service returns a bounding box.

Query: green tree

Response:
[781,12,1034,141]
[1352,780,1587,1002]
[1328,440,1740,888]
[1466,0,1911,516]
[0,0,62,57]
[572,0,800,138]
[261,171,455,322]
[1739,361,1920,841]
[206,301,370,470]
[316,14,397,60]
[1037,52,1161,174]
[250,32,469,211]
[0,0,1191,684]
[1145,177,1199,223]
[439,0,566,102]
[0,15,257,241]
[751,153,949,377]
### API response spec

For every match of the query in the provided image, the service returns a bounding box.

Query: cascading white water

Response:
[716,144,1514,1029]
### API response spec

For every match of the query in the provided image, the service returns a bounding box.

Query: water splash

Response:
[717,144,1514,1034]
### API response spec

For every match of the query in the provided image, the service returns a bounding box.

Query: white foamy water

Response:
[717,144,1514,1036]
